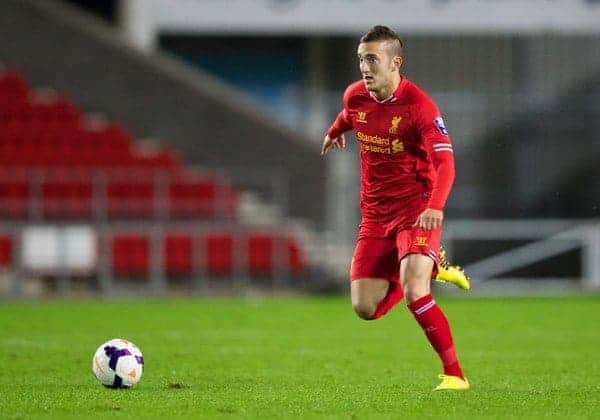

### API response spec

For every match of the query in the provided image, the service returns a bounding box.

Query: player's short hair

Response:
[359,25,403,57]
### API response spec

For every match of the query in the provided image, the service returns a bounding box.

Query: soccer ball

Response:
[92,338,144,388]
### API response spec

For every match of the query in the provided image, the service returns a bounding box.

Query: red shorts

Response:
[350,224,441,283]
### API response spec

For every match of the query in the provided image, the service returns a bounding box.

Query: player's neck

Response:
[372,76,401,101]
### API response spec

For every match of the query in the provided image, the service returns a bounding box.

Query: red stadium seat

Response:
[164,233,193,276]
[9,102,34,123]
[0,101,26,121]
[245,232,305,277]
[285,236,305,274]
[0,180,29,219]
[28,100,78,125]
[42,179,93,219]
[106,180,155,218]
[0,70,29,101]
[0,235,12,267]
[247,232,274,276]
[133,147,181,171]
[218,185,238,219]
[53,97,79,122]
[100,123,132,152]
[111,233,149,277]
[168,178,216,218]
[156,148,181,169]
[203,231,234,276]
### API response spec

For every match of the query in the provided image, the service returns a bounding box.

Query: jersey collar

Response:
[369,76,407,104]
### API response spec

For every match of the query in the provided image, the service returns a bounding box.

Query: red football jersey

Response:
[327,77,455,234]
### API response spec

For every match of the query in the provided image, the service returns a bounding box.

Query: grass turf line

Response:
[1,296,599,419]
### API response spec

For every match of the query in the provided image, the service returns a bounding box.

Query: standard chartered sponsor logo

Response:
[357,131,389,146]
[362,144,391,154]
[357,131,404,154]
[391,139,404,153]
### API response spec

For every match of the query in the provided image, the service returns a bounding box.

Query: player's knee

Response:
[404,289,429,304]
[352,301,377,320]
[402,273,430,303]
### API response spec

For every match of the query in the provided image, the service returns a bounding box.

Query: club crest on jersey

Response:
[389,115,402,134]
[356,111,367,123]
[434,117,449,135]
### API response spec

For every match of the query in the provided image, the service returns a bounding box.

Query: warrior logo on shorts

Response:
[415,236,428,246]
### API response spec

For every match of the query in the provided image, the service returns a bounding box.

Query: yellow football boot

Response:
[434,374,471,391]
[434,247,471,290]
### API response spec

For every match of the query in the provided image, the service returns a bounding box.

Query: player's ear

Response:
[392,55,402,72]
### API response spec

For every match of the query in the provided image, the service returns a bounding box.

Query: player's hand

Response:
[321,133,346,156]
[413,208,444,231]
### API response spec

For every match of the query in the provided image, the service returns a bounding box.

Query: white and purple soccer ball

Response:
[92,338,144,388]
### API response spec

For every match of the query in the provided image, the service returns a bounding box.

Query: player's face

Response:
[357,41,401,96]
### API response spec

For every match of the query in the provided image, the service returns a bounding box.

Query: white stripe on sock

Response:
[414,300,436,315]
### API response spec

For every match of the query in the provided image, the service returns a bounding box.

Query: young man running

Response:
[322,25,470,391]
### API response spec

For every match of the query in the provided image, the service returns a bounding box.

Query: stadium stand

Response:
[0,0,325,226]
[0,69,306,282]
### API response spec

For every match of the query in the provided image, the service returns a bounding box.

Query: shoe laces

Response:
[438,247,450,270]
[438,247,464,272]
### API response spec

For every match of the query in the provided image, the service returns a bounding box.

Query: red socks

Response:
[408,294,464,379]
[372,282,404,320]
[369,288,465,379]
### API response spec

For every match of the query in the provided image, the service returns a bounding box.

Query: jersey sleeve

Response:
[327,108,352,139]
[326,85,355,139]
[416,98,456,211]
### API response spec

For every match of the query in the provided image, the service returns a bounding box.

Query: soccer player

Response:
[321,26,469,391]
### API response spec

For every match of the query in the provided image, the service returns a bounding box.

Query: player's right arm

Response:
[321,84,357,156]
[321,132,346,156]
[321,109,351,155]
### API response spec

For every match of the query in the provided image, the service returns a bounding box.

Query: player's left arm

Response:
[413,100,456,231]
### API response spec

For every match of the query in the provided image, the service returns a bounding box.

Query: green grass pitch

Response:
[1,295,599,419]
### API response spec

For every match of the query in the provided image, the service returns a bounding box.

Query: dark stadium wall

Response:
[474,73,600,218]
[55,0,118,23]
[0,0,326,225]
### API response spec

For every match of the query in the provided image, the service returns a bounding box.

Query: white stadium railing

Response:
[444,220,600,291]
